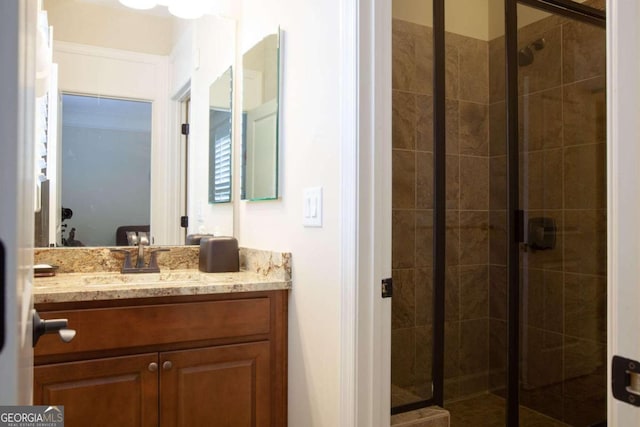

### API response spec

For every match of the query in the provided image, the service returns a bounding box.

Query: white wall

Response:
[237,0,343,425]
[243,34,279,105]
[175,16,236,237]
[168,25,193,96]
[43,0,180,55]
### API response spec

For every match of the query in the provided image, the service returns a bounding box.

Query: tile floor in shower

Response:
[392,385,569,426]
[447,394,568,427]
[394,371,606,426]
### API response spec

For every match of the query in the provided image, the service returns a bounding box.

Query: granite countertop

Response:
[32,247,292,304]
[33,269,291,304]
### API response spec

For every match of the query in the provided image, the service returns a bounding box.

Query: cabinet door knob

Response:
[148,362,158,372]
[162,361,173,370]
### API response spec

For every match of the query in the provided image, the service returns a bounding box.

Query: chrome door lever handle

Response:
[32,309,76,347]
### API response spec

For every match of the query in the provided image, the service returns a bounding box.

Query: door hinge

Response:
[381,277,393,298]
[612,355,640,406]
[181,123,190,136]
[180,216,189,228]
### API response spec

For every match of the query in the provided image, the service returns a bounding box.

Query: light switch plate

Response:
[303,186,323,227]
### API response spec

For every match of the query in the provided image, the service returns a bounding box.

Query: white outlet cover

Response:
[303,186,323,227]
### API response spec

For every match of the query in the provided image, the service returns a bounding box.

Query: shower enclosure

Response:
[391,0,606,425]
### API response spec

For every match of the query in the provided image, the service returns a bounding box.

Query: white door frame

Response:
[340,0,392,424]
[174,87,191,246]
[607,0,640,424]
[0,0,36,405]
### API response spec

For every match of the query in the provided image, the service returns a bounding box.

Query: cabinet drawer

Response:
[35,298,271,358]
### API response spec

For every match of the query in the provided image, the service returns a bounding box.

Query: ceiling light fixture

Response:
[168,0,205,19]
[118,0,157,10]
[119,0,207,19]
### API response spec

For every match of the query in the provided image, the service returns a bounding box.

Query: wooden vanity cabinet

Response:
[160,342,271,426]
[34,353,159,426]
[33,290,288,427]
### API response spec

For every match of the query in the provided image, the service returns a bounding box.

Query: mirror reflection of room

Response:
[37,0,236,247]
[60,94,152,246]
[241,31,280,201]
[209,67,233,204]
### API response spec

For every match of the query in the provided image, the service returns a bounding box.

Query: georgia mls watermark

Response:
[0,406,64,427]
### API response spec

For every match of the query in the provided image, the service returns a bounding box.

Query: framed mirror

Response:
[209,67,233,204]
[241,29,281,201]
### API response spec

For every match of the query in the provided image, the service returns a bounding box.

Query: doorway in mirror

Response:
[60,94,152,247]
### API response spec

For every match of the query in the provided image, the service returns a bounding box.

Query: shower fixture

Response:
[518,38,546,66]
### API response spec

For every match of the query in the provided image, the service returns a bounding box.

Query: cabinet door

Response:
[34,353,159,427]
[160,342,271,427]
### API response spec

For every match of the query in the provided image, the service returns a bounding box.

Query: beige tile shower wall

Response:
[488,8,606,425]
[392,20,435,405]
[444,30,491,403]
[391,18,491,405]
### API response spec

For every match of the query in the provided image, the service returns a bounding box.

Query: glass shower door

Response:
[517,3,607,425]
[390,0,436,412]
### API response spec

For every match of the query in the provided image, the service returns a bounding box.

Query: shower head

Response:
[518,37,546,67]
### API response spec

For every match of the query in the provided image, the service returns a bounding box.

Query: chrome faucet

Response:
[111,232,169,273]
[136,232,150,268]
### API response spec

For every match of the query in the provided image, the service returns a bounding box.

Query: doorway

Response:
[179,94,191,243]
[390,0,606,425]
[59,94,152,247]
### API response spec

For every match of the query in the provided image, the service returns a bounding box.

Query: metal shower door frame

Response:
[504,0,605,425]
